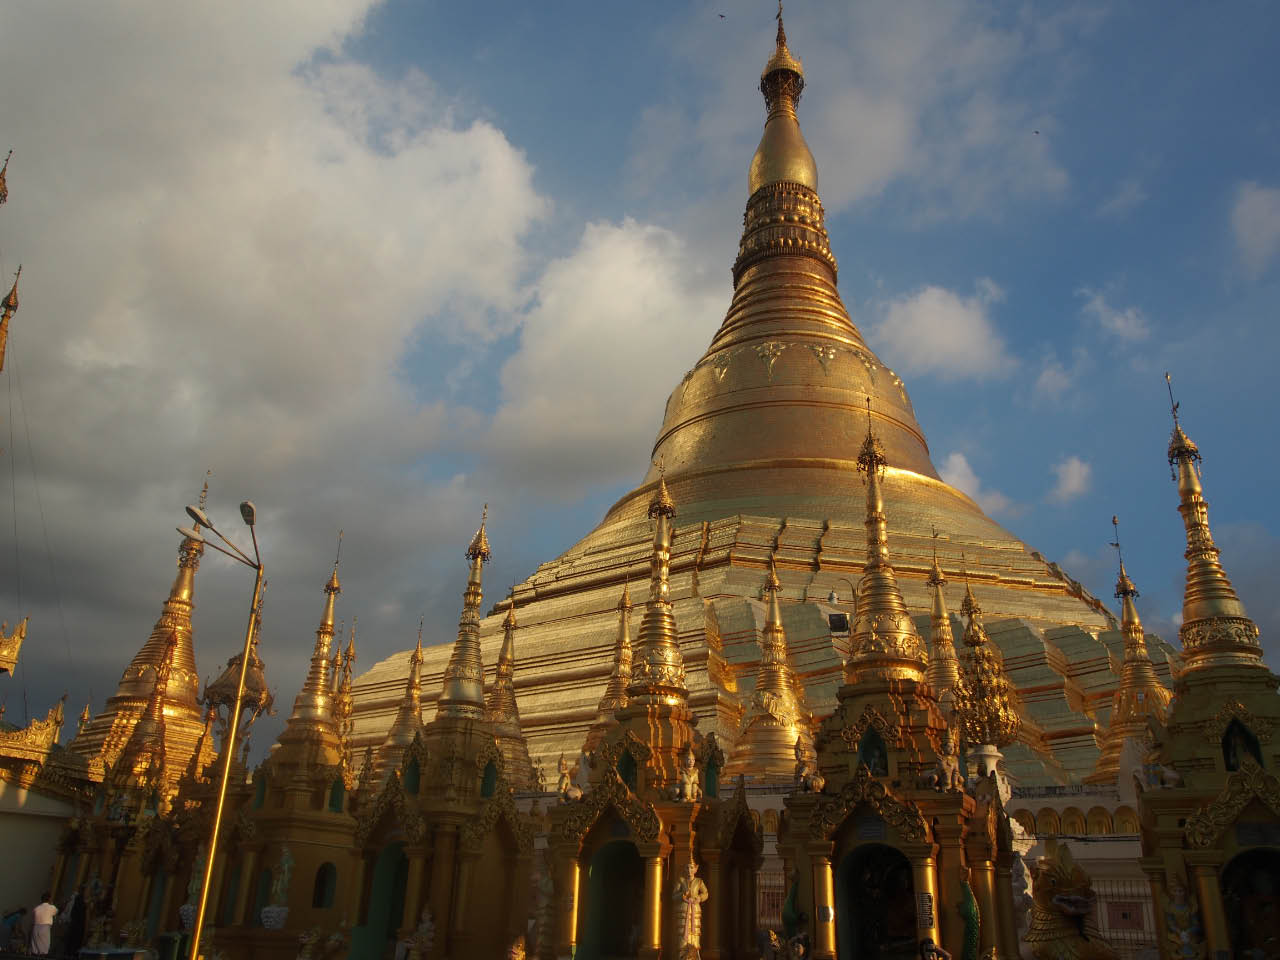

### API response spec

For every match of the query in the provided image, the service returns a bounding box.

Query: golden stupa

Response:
[348,13,1154,787]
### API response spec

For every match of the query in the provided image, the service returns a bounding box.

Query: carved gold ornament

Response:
[1184,755,1280,848]
[809,765,928,842]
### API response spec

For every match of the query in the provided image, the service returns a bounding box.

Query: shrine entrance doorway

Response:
[350,842,407,960]
[834,843,916,960]
[576,839,644,960]
[1223,847,1280,959]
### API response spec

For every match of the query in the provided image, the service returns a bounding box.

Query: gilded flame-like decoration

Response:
[1086,521,1172,784]
[847,402,927,683]
[1184,755,1280,848]
[460,782,534,855]
[377,621,425,778]
[1165,375,1265,674]
[0,616,28,676]
[809,764,929,842]
[725,555,814,780]
[952,580,1020,749]
[627,478,688,703]
[0,264,20,374]
[550,764,661,847]
[924,533,961,708]
[438,507,491,719]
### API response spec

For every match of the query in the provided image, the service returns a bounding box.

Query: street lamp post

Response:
[826,577,858,607]
[178,500,263,960]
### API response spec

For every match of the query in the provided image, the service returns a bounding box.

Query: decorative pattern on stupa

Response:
[848,403,927,684]
[1085,520,1171,784]
[724,555,815,780]
[952,580,1020,750]
[583,583,633,753]
[437,507,491,721]
[486,599,535,788]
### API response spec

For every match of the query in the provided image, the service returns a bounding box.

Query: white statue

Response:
[672,859,710,955]
[793,739,824,793]
[270,846,294,907]
[928,734,965,793]
[557,754,581,802]
[572,750,593,792]
[405,906,434,960]
[676,745,702,802]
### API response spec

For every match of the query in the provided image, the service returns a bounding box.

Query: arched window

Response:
[327,779,345,813]
[311,863,337,909]
[1224,719,1263,771]
[617,750,637,791]
[1062,807,1086,835]
[403,759,420,795]
[1086,807,1113,836]
[1012,810,1036,836]
[481,760,498,798]
[1036,809,1060,836]
[253,774,267,809]
[1115,806,1140,834]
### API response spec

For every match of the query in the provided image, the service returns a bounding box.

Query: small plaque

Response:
[918,892,934,928]
[856,817,886,842]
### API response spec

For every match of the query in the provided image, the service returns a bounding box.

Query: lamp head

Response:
[827,589,838,604]
[176,526,204,543]
[185,505,211,529]
[239,501,256,527]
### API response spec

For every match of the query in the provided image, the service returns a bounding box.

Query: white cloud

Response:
[1047,455,1092,503]
[868,279,1015,381]
[939,452,1014,516]
[1097,178,1148,218]
[1232,181,1280,275]
[487,219,723,495]
[1079,288,1150,341]
[1034,355,1073,403]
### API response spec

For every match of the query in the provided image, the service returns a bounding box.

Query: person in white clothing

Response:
[30,892,56,956]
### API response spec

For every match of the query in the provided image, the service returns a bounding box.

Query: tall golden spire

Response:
[437,507,491,720]
[277,547,343,757]
[335,619,357,771]
[626,475,688,703]
[924,530,961,707]
[748,4,817,197]
[584,582,634,752]
[486,595,535,787]
[1164,374,1265,675]
[952,575,1020,750]
[111,633,177,803]
[847,400,927,683]
[0,150,10,205]
[378,619,425,775]
[725,554,815,780]
[1086,517,1172,784]
[0,265,20,374]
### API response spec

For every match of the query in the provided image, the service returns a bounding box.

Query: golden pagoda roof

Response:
[0,617,28,676]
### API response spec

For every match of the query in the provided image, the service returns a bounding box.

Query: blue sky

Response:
[0,1,1277,752]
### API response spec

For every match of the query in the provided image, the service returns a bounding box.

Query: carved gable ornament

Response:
[1185,756,1280,848]
[839,704,903,750]
[460,781,534,855]
[354,773,426,848]
[809,765,929,843]
[713,775,762,852]
[550,767,660,847]
[1196,700,1276,745]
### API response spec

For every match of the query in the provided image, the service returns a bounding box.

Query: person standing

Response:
[65,887,86,956]
[29,892,57,956]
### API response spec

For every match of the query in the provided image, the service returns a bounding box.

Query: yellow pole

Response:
[187,563,263,960]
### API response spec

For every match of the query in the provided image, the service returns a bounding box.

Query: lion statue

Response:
[1023,838,1120,960]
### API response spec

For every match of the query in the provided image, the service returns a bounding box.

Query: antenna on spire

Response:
[333,529,344,570]
[198,470,211,511]
[1109,515,1124,569]
[1165,372,1180,428]
[931,525,940,561]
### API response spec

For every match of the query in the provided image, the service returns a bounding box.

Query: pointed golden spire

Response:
[112,633,178,799]
[78,702,92,734]
[379,620,426,773]
[0,150,10,205]
[1163,373,1264,675]
[329,621,343,696]
[286,550,343,726]
[437,507,491,720]
[585,582,634,752]
[0,616,27,676]
[627,469,688,703]
[334,619,357,766]
[1086,517,1172,784]
[952,565,1020,749]
[726,553,815,779]
[0,265,21,375]
[486,592,536,787]
[925,528,961,706]
[848,399,926,683]
[749,2,815,196]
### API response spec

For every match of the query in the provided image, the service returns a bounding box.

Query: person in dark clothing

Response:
[64,887,87,956]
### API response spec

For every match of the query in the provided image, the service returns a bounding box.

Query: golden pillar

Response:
[230,845,261,926]
[739,859,756,951]
[970,858,999,958]
[553,852,580,960]
[428,827,457,959]
[994,852,1021,960]
[450,852,476,955]
[641,853,664,960]
[1188,853,1230,958]
[207,854,228,928]
[347,851,370,928]
[73,847,91,891]
[158,872,180,933]
[51,853,68,900]
[400,845,428,938]
[905,844,940,947]
[808,844,836,960]
[1140,858,1170,950]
